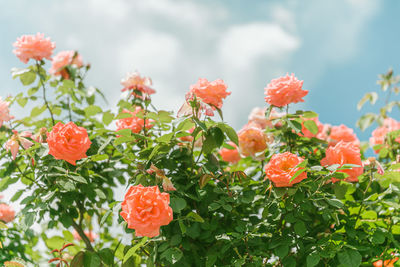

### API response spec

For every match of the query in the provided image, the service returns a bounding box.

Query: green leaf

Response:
[0,221,8,229]
[274,245,289,258]
[294,221,307,237]
[170,197,186,213]
[16,97,28,108]
[30,105,47,117]
[306,253,320,267]
[99,248,114,265]
[357,92,378,110]
[337,249,361,267]
[302,111,318,118]
[287,119,302,133]
[10,189,24,201]
[217,123,239,145]
[100,210,112,226]
[70,251,85,267]
[69,175,88,184]
[157,132,174,143]
[45,236,65,250]
[123,237,148,263]
[116,129,132,137]
[161,247,183,264]
[102,111,114,125]
[95,189,107,199]
[304,120,318,135]
[19,71,36,85]
[186,211,205,223]
[84,105,102,117]
[91,154,109,161]
[84,251,101,267]
[326,198,344,209]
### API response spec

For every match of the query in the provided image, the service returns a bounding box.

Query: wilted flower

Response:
[32,127,47,143]
[5,130,33,160]
[0,97,14,127]
[121,71,155,98]
[49,50,83,79]
[13,33,55,63]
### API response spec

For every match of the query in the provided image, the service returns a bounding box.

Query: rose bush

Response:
[0,33,399,266]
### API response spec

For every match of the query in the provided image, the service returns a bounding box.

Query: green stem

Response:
[36,61,55,126]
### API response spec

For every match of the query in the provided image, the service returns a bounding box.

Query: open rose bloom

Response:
[120,185,173,237]
[13,33,55,63]
[179,78,231,117]
[219,141,241,164]
[327,124,360,147]
[264,152,307,187]
[116,107,153,134]
[47,122,91,165]
[49,50,83,79]
[238,125,270,158]
[321,141,363,183]
[121,71,156,98]
[0,203,15,223]
[264,73,308,107]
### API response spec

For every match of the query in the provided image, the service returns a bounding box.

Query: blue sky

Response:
[0,0,398,142]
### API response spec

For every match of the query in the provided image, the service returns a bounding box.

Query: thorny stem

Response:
[36,61,55,126]
[354,170,373,226]
[71,217,94,252]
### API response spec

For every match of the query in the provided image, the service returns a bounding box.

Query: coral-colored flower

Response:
[0,203,15,223]
[298,117,325,139]
[121,71,156,98]
[328,124,359,147]
[0,97,14,127]
[238,125,269,157]
[116,107,153,134]
[373,257,399,267]
[13,33,55,63]
[120,185,173,237]
[321,141,363,183]
[162,178,177,192]
[219,142,241,164]
[264,73,308,107]
[49,50,83,79]
[47,122,91,165]
[181,78,230,117]
[370,118,400,152]
[72,230,98,242]
[5,130,33,160]
[32,127,47,143]
[264,152,307,187]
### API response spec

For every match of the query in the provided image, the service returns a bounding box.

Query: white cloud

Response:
[218,23,300,70]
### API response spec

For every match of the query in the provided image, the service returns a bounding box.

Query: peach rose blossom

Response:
[264,152,307,187]
[182,78,230,117]
[5,130,33,160]
[373,257,398,267]
[47,122,91,165]
[49,50,83,79]
[0,203,15,223]
[120,185,173,237]
[219,142,241,164]
[328,124,360,147]
[264,73,308,107]
[238,125,269,157]
[121,71,156,98]
[72,230,98,242]
[13,33,55,63]
[0,97,14,127]
[116,107,153,134]
[370,117,400,152]
[321,141,363,183]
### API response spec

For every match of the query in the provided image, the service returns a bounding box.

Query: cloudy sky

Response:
[1,0,399,143]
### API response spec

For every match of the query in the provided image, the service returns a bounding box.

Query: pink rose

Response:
[13,33,55,63]
[0,97,14,127]
[49,50,83,79]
